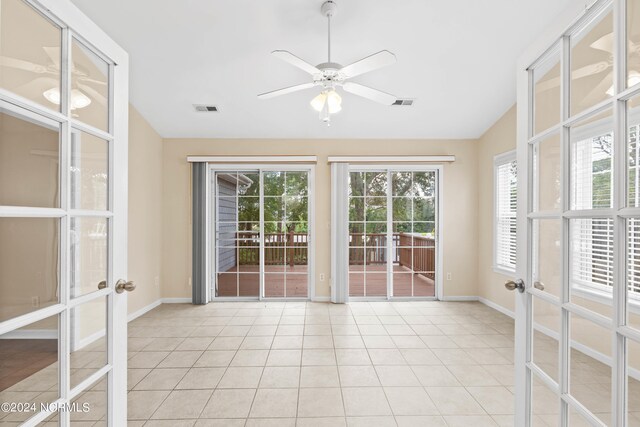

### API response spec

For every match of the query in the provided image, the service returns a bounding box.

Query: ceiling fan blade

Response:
[342,82,396,105]
[590,33,613,53]
[535,61,610,92]
[42,46,61,69]
[271,51,321,75]
[78,76,108,86]
[77,83,107,106]
[0,56,50,74]
[581,71,614,106]
[258,82,315,99]
[340,50,396,79]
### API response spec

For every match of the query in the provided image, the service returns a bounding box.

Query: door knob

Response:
[505,279,525,293]
[98,280,107,290]
[115,279,135,294]
[534,281,545,291]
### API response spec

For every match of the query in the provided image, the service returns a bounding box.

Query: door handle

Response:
[98,280,107,290]
[504,279,525,293]
[533,281,545,291]
[115,279,136,294]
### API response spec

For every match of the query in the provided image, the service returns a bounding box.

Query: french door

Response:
[514,0,640,425]
[0,0,129,425]
[210,166,314,300]
[347,166,440,300]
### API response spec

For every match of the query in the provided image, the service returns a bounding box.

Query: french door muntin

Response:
[209,164,315,301]
[517,0,640,425]
[0,0,128,425]
[347,165,441,301]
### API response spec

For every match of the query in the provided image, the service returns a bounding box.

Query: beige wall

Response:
[127,106,163,315]
[161,138,479,299]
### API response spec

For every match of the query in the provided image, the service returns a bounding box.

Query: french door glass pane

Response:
[626,217,640,332]
[627,0,640,90]
[71,39,109,132]
[531,380,559,425]
[71,130,108,211]
[70,296,107,388]
[628,95,640,207]
[70,217,108,299]
[570,9,613,116]
[531,219,562,298]
[0,108,60,208]
[532,133,561,212]
[532,297,560,382]
[628,339,640,425]
[568,312,612,426]
[0,217,59,322]
[570,109,613,210]
[533,46,561,135]
[0,0,61,112]
[0,314,59,423]
[70,375,107,423]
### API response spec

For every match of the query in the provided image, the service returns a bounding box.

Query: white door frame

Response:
[515,0,640,425]
[342,164,443,301]
[208,164,316,301]
[0,0,129,425]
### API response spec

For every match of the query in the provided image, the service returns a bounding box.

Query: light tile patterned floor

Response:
[125,301,518,426]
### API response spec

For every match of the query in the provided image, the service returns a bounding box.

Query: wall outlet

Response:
[319,273,325,282]
[31,296,40,308]
[154,276,160,288]
[446,272,452,281]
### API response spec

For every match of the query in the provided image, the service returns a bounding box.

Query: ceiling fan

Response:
[536,32,640,104]
[0,46,106,111]
[258,0,398,125]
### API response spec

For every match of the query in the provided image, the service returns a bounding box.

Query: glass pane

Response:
[392,222,412,234]
[412,222,434,235]
[285,171,308,196]
[392,271,412,297]
[69,375,107,423]
[627,218,640,332]
[264,197,284,223]
[628,95,640,207]
[217,272,237,297]
[71,39,109,132]
[0,108,60,208]
[286,246,307,269]
[532,297,560,382]
[238,197,260,222]
[531,377,559,425]
[364,272,387,297]
[349,248,365,268]
[412,172,435,197]
[70,296,106,388]
[238,248,259,268]
[286,274,308,297]
[629,0,640,90]
[349,224,365,247]
[570,109,613,210]
[413,197,434,222]
[392,172,412,196]
[70,130,108,211]
[532,219,562,298]
[413,273,435,297]
[0,314,59,424]
[238,172,259,196]
[533,47,561,134]
[570,9,613,116]
[264,273,285,298]
[349,172,364,197]
[569,218,614,318]
[569,312,612,426]
[70,217,108,299]
[392,197,412,222]
[264,245,285,266]
[365,172,387,196]
[365,222,386,235]
[0,0,61,111]
[238,274,259,297]
[264,171,284,196]
[285,196,307,222]
[349,272,365,297]
[533,132,561,212]
[629,339,640,426]
[365,197,386,222]
[0,218,59,322]
[349,197,365,222]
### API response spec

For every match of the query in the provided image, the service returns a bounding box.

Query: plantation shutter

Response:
[495,156,517,272]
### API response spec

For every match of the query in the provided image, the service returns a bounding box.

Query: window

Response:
[494,151,517,273]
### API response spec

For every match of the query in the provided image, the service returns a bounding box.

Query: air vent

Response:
[392,99,415,106]
[194,105,218,112]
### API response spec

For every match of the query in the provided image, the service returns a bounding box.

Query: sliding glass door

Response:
[211,167,312,299]
[348,167,439,299]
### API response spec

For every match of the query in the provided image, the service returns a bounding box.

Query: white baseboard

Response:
[311,296,331,302]
[161,297,192,303]
[128,299,163,322]
[440,296,479,302]
[478,297,515,318]
[74,329,105,352]
[0,329,57,339]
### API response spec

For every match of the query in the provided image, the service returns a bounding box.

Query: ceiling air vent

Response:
[392,99,415,106]
[194,105,218,112]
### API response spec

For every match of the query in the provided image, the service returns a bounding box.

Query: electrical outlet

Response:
[31,296,40,308]
[446,272,452,281]
[319,273,325,282]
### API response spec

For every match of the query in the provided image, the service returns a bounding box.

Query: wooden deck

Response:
[216,264,434,298]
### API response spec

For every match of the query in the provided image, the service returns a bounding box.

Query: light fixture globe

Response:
[310,91,327,112]
[42,87,92,110]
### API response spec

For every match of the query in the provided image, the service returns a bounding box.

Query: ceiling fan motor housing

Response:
[321,1,337,18]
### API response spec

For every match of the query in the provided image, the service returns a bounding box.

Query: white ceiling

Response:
[70,0,571,139]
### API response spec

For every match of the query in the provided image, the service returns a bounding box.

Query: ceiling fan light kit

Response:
[258,0,399,125]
